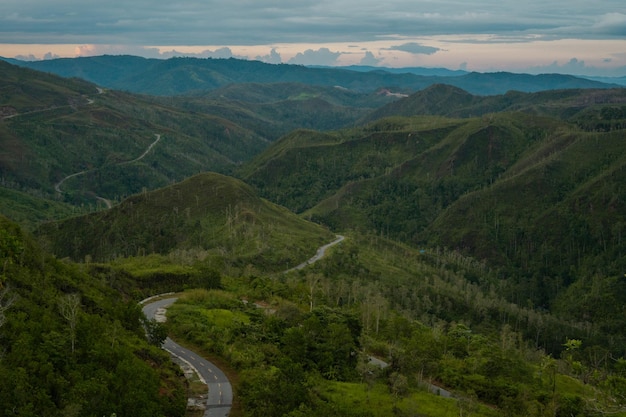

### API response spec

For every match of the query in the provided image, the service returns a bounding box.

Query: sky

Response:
[1,1,626,76]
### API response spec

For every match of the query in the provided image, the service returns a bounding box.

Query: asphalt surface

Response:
[141,297,233,417]
[285,235,345,272]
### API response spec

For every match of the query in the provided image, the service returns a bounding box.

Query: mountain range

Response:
[2,55,626,416]
[3,55,622,96]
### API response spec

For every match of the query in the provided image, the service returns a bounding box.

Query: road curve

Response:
[141,234,345,416]
[141,297,232,417]
[285,235,345,272]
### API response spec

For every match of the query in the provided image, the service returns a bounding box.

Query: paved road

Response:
[141,235,345,416]
[285,235,345,272]
[142,297,233,417]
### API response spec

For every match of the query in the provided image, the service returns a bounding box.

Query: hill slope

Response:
[36,172,335,271]
[0,60,272,219]
[361,83,626,123]
[0,215,186,416]
[240,108,626,321]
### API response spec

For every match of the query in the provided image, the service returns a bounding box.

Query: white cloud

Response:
[385,42,440,55]
[288,48,342,66]
[255,48,283,64]
[360,51,383,66]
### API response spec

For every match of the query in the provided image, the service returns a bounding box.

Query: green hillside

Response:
[0,215,186,416]
[0,61,270,222]
[5,56,626,417]
[0,187,78,230]
[362,83,626,123]
[240,108,626,353]
[156,82,390,141]
[36,172,335,271]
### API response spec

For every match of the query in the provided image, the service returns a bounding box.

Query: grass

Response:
[320,381,500,417]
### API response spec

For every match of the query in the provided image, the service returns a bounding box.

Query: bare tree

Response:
[0,285,17,329]
[59,293,81,354]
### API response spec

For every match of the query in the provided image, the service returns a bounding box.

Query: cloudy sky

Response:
[1,0,626,76]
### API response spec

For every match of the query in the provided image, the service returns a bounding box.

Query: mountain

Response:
[314,64,469,77]
[239,96,626,341]
[1,60,402,224]
[6,55,626,416]
[361,83,626,123]
[6,55,619,96]
[153,82,393,141]
[36,172,335,271]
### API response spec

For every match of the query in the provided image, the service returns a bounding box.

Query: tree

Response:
[58,293,81,354]
[0,285,16,329]
[143,317,168,346]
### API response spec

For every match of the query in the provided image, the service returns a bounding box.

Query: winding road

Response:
[285,235,345,272]
[54,133,161,208]
[141,235,345,416]
[142,298,232,417]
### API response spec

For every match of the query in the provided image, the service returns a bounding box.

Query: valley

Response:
[2,56,626,416]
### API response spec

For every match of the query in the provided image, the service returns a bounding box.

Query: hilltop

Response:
[36,172,335,271]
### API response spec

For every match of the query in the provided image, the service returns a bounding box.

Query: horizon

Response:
[3,49,626,80]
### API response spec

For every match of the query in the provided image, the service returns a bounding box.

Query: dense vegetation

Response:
[0,216,187,416]
[2,58,626,416]
[164,234,626,416]
[240,106,626,355]
[36,172,335,271]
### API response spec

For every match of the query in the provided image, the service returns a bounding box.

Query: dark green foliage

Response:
[0,215,186,417]
[362,84,626,123]
[36,172,335,271]
[143,317,168,346]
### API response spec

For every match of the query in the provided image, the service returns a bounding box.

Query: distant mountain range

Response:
[2,55,622,96]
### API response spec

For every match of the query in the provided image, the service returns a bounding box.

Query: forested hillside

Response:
[0,61,378,225]
[36,172,335,271]
[0,216,186,416]
[3,57,626,416]
[240,92,626,356]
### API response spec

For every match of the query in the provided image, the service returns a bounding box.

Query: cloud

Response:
[14,54,38,61]
[2,0,624,46]
[73,44,246,60]
[592,13,626,36]
[75,44,163,58]
[255,48,283,64]
[519,57,626,77]
[288,48,342,66]
[160,47,244,59]
[385,42,440,55]
[360,51,382,66]
[43,52,60,60]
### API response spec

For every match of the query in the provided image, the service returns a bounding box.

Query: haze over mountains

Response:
[3,55,626,416]
[3,55,623,96]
